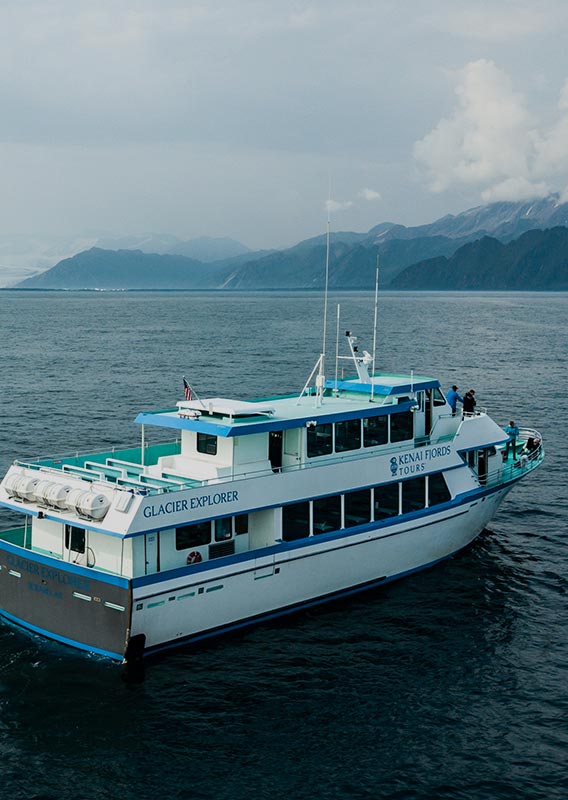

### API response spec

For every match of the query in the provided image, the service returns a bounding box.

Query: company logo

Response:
[390,457,398,476]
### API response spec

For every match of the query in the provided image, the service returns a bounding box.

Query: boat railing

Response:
[483,427,544,488]
[426,408,491,444]
[11,430,460,496]
[8,427,543,499]
[12,438,181,471]
[462,408,488,418]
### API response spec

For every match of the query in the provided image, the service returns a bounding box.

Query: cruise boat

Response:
[0,333,543,662]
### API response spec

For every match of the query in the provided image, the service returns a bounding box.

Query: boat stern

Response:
[0,534,131,660]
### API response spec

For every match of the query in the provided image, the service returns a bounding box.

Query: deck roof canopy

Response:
[134,374,441,438]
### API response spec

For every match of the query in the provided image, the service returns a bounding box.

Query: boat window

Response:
[282,501,310,541]
[335,419,361,452]
[428,473,451,506]
[433,388,446,406]
[401,477,426,514]
[307,423,333,457]
[197,433,218,456]
[313,495,341,535]
[344,488,371,527]
[374,483,400,519]
[176,521,211,550]
[390,410,414,443]
[234,514,248,535]
[215,517,232,542]
[363,415,388,447]
[65,525,85,554]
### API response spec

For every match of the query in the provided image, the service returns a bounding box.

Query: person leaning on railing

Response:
[524,436,541,457]
[462,389,476,416]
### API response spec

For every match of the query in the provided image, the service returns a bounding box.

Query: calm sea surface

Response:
[0,290,566,800]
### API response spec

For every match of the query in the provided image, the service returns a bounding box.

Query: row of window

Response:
[307,410,414,458]
[195,409,415,462]
[282,473,451,542]
[176,514,249,550]
[173,472,451,551]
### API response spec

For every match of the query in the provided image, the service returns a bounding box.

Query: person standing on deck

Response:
[463,389,476,415]
[446,386,463,416]
[504,420,520,459]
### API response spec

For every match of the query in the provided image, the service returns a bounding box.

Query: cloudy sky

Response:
[2,0,568,259]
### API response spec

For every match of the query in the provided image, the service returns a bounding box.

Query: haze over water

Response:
[0,290,566,800]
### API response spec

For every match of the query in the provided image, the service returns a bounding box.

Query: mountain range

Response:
[14,195,568,291]
[391,227,568,290]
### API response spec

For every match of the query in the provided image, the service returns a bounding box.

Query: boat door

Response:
[424,389,433,437]
[282,428,301,468]
[145,532,159,574]
[269,430,283,472]
[414,391,428,440]
[477,450,488,485]
[64,524,86,565]
[466,450,488,485]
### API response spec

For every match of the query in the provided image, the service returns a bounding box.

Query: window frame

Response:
[196,432,218,456]
[306,422,333,458]
[65,525,86,554]
[363,414,389,448]
[334,418,362,453]
[390,410,414,443]
[312,495,342,535]
[175,521,212,550]
[282,500,311,541]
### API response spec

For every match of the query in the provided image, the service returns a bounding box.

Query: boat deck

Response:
[4,426,544,503]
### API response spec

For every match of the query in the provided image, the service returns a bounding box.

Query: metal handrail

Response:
[9,426,544,498]
[482,428,544,488]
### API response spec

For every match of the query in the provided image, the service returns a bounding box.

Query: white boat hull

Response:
[132,488,509,654]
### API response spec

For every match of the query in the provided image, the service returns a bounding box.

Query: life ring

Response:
[186,550,202,565]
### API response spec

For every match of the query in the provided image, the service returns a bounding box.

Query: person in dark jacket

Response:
[462,389,476,415]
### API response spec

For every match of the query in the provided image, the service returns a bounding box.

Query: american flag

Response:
[183,377,193,401]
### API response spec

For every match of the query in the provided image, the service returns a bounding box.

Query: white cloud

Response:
[481,177,549,203]
[532,77,568,177]
[325,199,353,214]
[414,60,535,194]
[414,59,568,204]
[359,188,381,201]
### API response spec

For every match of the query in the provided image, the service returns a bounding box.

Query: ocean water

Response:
[0,290,566,800]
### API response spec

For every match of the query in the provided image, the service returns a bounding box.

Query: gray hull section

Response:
[0,545,131,659]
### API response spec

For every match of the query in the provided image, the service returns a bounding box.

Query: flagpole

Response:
[183,376,206,409]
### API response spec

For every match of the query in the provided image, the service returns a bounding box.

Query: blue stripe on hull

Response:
[132,475,517,590]
[0,539,129,587]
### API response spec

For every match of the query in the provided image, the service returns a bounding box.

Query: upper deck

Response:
[0,371,462,533]
[133,373,441,438]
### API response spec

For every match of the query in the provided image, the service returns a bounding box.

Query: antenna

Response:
[371,256,379,401]
[316,181,332,406]
[334,303,341,393]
